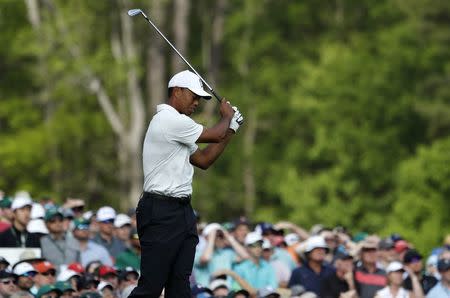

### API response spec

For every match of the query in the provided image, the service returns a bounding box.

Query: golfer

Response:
[128,70,244,298]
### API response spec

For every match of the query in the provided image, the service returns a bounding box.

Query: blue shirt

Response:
[193,248,237,286]
[288,263,335,295]
[272,247,297,270]
[80,240,113,267]
[234,259,278,289]
[426,282,450,298]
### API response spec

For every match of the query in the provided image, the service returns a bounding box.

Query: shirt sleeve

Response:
[164,114,203,146]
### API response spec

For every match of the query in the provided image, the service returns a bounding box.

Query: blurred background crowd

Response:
[0,192,449,298]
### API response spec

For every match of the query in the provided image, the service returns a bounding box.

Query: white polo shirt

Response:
[142,104,203,197]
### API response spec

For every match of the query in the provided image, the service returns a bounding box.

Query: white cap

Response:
[262,239,272,250]
[13,262,37,276]
[245,231,263,246]
[258,287,279,298]
[98,281,114,291]
[114,214,131,228]
[304,236,328,253]
[30,203,45,219]
[27,219,49,234]
[285,233,300,246]
[202,223,222,237]
[11,196,33,211]
[168,70,212,99]
[386,261,404,273]
[96,206,116,222]
[57,269,80,281]
[209,279,228,291]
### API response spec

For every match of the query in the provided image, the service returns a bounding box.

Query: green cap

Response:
[0,197,12,208]
[36,284,62,298]
[73,218,90,230]
[44,207,63,222]
[55,281,75,292]
[80,291,102,298]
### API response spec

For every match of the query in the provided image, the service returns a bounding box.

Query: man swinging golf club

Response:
[128,70,244,298]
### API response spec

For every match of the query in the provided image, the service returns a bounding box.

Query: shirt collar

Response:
[157,104,179,114]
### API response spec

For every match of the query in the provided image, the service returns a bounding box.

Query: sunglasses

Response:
[21,271,37,278]
[48,217,63,223]
[1,279,13,285]
[41,270,56,277]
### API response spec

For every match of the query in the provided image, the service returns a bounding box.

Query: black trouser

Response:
[128,192,198,298]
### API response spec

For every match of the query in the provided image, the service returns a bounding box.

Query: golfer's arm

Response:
[196,117,232,143]
[190,130,233,170]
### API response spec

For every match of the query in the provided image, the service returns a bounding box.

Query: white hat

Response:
[96,206,116,222]
[209,279,228,291]
[202,223,222,237]
[285,233,300,246]
[11,196,33,211]
[245,231,263,246]
[13,262,37,276]
[386,261,404,273]
[168,70,212,99]
[114,214,131,228]
[304,236,328,253]
[30,203,45,219]
[97,281,114,291]
[57,269,80,281]
[262,239,272,250]
[27,219,49,234]
[258,287,280,298]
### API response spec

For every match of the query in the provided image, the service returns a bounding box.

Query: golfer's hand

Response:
[229,106,244,132]
[220,99,235,120]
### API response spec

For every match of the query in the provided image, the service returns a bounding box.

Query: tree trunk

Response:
[172,0,190,72]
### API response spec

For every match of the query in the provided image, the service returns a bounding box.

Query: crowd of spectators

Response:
[0,191,449,298]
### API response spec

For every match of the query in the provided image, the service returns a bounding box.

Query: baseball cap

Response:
[258,287,280,298]
[36,284,62,298]
[304,236,328,253]
[118,267,139,281]
[55,281,76,292]
[285,233,300,246]
[386,261,404,273]
[97,281,114,291]
[96,206,116,222]
[379,238,395,250]
[245,231,263,246]
[44,207,63,221]
[394,240,409,253]
[30,203,45,219]
[13,262,37,276]
[73,218,90,230]
[11,196,33,210]
[57,269,80,281]
[335,250,353,260]
[168,70,212,99]
[68,262,84,273]
[114,213,131,228]
[437,259,450,272]
[202,223,222,237]
[27,219,49,234]
[209,279,228,291]
[0,197,12,208]
[33,261,56,273]
[0,270,14,279]
[98,265,117,277]
[403,249,422,263]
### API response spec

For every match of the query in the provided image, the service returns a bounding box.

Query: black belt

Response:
[144,192,191,205]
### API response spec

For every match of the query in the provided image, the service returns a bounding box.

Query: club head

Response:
[128,9,142,17]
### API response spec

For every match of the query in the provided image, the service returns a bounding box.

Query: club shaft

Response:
[140,13,221,102]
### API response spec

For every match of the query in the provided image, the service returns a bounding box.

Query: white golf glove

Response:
[229,106,244,132]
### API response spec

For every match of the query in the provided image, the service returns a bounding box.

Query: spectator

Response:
[234,232,277,289]
[260,223,297,271]
[354,240,387,298]
[114,214,132,247]
[40,207,80,270]
[35,284,62,298]
[97,281,115,298]
[194,223,249,286]
[261,239,291,288]
[115,228,140,269]
[12,262,37,293]
[425,255,439,280]
[403,249,437,294]
[30,261,57,295]
[232,216,251,245]
[288,236,334,295]
[0,196,41,247]
[209,278,230,297]
[320,251,357,298]
[98,265,119,293]
[0,197,13,232]
[427,258,450,298]
[92,206,126,257]
[118,267,139,297]
[378,238,397,269]
[72,218,113,267]
[375,261,423,298]
[0,270,17,297]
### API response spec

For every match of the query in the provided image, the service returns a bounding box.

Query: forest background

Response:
[0,0,449,254]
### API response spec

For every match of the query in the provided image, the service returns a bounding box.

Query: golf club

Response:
[128,8,222,102]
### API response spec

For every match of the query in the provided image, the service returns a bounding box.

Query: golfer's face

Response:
[180,88,200,115]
